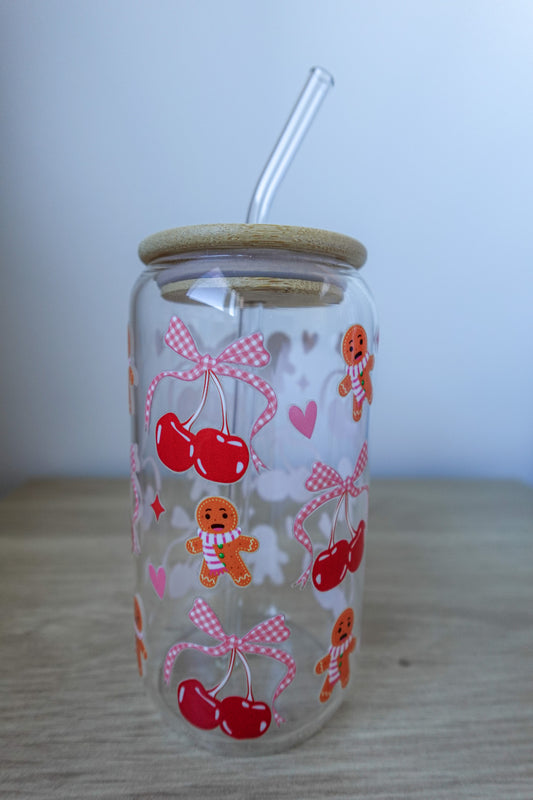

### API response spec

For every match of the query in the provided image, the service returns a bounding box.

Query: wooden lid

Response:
[138,223,367,269]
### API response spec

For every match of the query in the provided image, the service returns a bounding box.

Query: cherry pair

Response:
[177,678,272,739]
[312,520,365,592]
[156,412,249,484]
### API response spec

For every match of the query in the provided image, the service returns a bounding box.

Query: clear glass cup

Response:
[129,223,378,755]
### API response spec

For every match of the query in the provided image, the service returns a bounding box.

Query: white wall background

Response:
[1,0,532,493]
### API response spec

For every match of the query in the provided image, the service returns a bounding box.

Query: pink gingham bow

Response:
[163,598,296,726]
[293,442,369,587]
[144,317,277,471]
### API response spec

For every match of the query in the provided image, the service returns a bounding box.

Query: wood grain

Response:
[160,275,345,307]
[1,478,532,799]
[137,223,367,269]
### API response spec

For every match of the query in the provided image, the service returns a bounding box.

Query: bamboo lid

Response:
[138,223,367,269]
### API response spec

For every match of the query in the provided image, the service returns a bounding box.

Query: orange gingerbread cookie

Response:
[338,325,374,422]
[315,608,356,702]
[134,593,148,677]
[186,497,259,588]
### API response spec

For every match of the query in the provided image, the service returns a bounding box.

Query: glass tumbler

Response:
[129,223,378,755]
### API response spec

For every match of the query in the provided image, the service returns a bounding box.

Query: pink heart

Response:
[289,401,317,439]
[149,564,166,599]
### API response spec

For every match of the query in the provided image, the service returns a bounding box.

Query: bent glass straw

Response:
[246,66,334,224]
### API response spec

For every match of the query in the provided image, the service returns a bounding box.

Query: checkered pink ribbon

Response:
[163,598,295,726]
[130,444,141,555]
[144,316,277,471]
[293,442,369,587]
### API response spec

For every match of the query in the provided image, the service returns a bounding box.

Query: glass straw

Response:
[246,66,334,224]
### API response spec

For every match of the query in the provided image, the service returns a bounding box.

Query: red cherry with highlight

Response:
[219,695,272,739]
[177,679,222,730]
[156,413,196,472]
[312,539,350,592]
[193,428,249,484]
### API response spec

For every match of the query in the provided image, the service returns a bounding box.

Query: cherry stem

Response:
[345,486,369,539]
[209,372,230,435]
[207,648,236,698]
[328,493,345,548]
[184,371,210,430]
[235,649,254,702]
[345,493,359,540]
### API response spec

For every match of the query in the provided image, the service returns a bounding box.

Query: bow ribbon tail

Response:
[270,648,297,726]
[293,487,343,588]
[216,365,277,472]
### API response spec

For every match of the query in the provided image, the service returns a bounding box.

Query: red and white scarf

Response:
[199,528,241,572]
[347,353,370,402]
[328,636,354,684]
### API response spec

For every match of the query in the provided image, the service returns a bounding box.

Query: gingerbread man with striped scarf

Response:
[315,608,357,702]
[186,496,259,588]
[338,325,374,422]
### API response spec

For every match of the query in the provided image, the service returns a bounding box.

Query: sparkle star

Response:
[151,494,165,521]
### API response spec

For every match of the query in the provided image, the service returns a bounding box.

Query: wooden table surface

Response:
[1,478,532,799]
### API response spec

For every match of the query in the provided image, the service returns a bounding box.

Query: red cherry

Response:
[193,428,250,484]
[219,696,272,739]
[155,413,196,472]
[312,539,350,592]
[177,679,222,730]
[347,520,365,573]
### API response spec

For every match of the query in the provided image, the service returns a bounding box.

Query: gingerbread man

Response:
[134,594,148,677]
[338,325,374,422]
[186,497,259,588]
[315,608,357,702]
